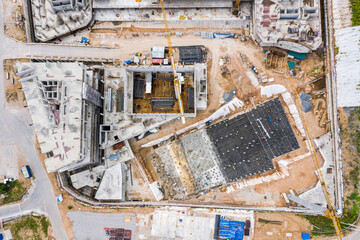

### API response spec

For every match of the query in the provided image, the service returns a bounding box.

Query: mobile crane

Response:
[159,0,186,124]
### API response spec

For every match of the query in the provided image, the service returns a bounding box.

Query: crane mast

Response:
[159,0,343,238]
[287,74,343,239]
[160,0,186,124]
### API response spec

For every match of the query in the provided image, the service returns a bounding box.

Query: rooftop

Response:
[16,62,87,172]
[95,163,126,200]
[253,0,322,52]
[93,0,234,9]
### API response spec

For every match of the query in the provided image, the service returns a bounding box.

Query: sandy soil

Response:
[253,212,311,240]
[3,59,29,109]
[135,91,324,207]
[118,35,327,207]
[2,0,26,42]
[9,24,328,237]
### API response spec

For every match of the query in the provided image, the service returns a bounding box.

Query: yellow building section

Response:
[168,140,195,195]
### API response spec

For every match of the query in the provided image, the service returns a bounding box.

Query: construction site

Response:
[0,0,349,239]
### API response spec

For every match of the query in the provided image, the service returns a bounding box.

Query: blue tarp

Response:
[80,37,89,43]
[214,33,235,39]
[289,51,307,60]
[301,232,311,239]
[109,152,121,161]
[288,61,296,69]
[218,219,245,240]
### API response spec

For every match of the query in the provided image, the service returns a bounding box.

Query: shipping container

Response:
[152,58,163,64]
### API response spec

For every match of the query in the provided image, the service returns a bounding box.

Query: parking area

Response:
[67,212,136,240]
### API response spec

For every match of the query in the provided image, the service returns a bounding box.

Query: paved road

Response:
[0,1,358,239]
[0,1,143,239]
[0,1,68,239]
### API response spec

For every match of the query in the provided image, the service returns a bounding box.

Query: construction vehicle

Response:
[287,71,344,239]
[235,0,241,8]
[159,0,186,124]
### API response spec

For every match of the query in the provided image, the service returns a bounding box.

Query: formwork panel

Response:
[206,97,299,182]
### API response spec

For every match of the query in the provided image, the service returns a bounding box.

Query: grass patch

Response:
[347,108,360,191]
[0,180,27,205]
[67,205,73,210]
[40,217,50,237]
[350,0,360,26]
[4,215,51,240]
[305,193,360,236]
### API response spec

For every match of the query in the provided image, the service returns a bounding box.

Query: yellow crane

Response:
[287,72,343,239]
[159,0,342,237]
[159,0,186,124]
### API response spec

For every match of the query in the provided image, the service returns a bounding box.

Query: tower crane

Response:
[159,0,343,238]
[287,73,343,239]
[159,0,186,124]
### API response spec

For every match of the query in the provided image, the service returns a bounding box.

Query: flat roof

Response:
[95,163,125,200]
[17,62,85,172]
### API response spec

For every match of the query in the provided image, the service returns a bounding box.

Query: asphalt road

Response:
[0,1,359,239]
[0,1,136,239]
[0,1,68,239]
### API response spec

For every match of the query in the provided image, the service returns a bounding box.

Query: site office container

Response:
[151,58,171,65]
[152,58,163,64]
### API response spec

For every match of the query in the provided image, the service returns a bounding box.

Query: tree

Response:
[0,183,10,194]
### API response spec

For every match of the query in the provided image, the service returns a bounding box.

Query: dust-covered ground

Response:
[2,0,26,42]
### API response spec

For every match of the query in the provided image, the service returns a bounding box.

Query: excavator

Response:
[159,0,344,238]
[159,0,186,124]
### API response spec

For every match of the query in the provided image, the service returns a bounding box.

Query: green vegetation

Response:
[0,183,10,194]
[40,216,51,237]
[0,180,27,205]
[67,205,73,210]
[350,0,360,26]
[347,109,360,190]
[4,215,51,240]
[311,66,320,73]
[306,108,360,236]
[304,194,360,236]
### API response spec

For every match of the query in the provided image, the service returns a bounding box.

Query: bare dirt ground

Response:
[171,152,322,207]
[2,0,26,42]
[3,59,29,109]
[253,212,311,240]
[14,24,327,237]
[111,34,327,206]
